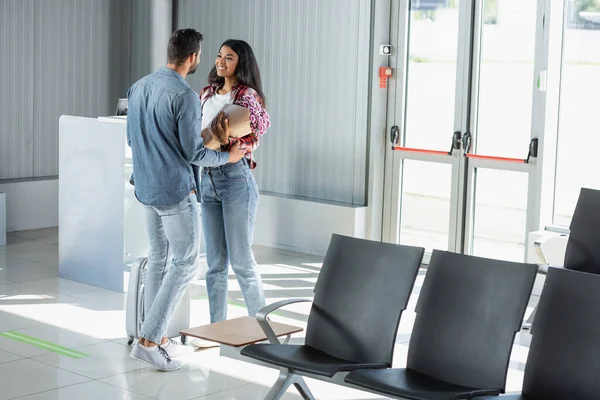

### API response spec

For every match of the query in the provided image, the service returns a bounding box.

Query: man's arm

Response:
[176,91,230,167]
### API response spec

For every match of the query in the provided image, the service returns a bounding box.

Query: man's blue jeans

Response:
[141,193,198,343]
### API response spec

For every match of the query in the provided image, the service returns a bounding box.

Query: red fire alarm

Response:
[379,67,392,88]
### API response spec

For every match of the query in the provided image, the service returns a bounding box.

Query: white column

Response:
[149,0,173,71]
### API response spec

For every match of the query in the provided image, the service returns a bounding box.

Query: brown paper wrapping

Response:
[201,104,252,151]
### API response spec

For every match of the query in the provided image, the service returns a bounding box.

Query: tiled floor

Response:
[0,228,538,399]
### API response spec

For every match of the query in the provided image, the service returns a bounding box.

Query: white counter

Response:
[59,115,148,292]
[58,115,367,292]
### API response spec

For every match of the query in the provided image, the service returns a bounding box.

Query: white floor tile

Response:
[191,383,302,400]
[0,348,23,364]
[262,277,317,290]
[252,246,308,265]
[184,353,385,400]
[101,364,249,400]
[111,336,135,346]
[1,235,31,246]
[1,241,59,266]
[32,341,149,380]
[273,256,324,272]
[505,368,525,393]
[0,286,30,303]
[0,229,537,399]
[390,344,410,367]
[0,309,42,332]
[255,263,313,276]
[54,303,126,337]
[194,277,314,295]
[19,277,102,296]
[0,323,107,358]
[0,293,81,320]
[0,259,58,283]
[397,310,417,338]
[67,289,127,311]
[13,380,155,400]
[510,344,530,366]
[264,288,315,301]
[0,359,89,400]
[11,228,58,244]
[0,251,32,268]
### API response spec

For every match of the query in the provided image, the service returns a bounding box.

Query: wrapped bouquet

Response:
[201,93,270,151]
[235,93,270,137]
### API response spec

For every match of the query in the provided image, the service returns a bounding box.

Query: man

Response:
[127,28,246,371]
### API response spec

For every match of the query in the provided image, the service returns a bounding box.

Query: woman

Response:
[199,39,270,323]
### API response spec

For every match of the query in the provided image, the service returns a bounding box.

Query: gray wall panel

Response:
[33,0,131,177]
[178,0,372,205]
[1,0,373,204]
[130,0,153,83]
[0,0,34,180]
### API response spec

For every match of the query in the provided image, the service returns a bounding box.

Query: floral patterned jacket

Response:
[200,84,270,169]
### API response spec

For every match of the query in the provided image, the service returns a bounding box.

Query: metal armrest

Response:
[256,299,312,345]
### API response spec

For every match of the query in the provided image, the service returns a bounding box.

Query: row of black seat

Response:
[239,233,600,400]
[516,187,600,329]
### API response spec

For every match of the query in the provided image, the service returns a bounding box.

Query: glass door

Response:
[382,0,468,256]
[462,0,543,262]
[384,0,547,262]
[552,0,600,226]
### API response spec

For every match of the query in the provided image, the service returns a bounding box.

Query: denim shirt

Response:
[126,67,229,206]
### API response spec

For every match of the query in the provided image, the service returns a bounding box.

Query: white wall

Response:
[0,177,368,256]
[254,194,367,256]
[0,179,58,232]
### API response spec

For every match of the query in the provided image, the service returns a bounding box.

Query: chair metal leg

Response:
[293,376,316,400]
[264,369,294,400]
[263,369,315,400]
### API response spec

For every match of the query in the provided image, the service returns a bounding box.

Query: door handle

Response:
[462,132,472,155]
[390,125,400,148]
[526,138,538,163]
[448,131,462,155]
[463,133,536,164]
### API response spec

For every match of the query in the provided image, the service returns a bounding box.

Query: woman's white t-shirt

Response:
[201,92,233,130]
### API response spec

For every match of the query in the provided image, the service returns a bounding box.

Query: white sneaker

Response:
[130,343,181,371]
[162,338,195,358]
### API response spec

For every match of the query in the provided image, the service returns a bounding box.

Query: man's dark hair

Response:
[167,29,203,65]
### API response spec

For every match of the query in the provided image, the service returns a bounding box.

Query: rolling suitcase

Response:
[126,257,190,345]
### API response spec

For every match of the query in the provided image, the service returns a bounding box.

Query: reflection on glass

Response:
[471,168,528,262]
[475,0,537,159]
[553,0,600,226]
[400,160,452,253]
[404,1,459,151]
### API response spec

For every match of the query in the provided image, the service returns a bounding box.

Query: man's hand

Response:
[227,140,247,163]
[211,112,230,145]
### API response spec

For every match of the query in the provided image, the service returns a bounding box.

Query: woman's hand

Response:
[210,112,230,145]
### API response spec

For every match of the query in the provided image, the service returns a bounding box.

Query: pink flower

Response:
[235,93,270,136]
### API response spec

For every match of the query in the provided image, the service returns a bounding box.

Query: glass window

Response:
[553,0,600,226]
